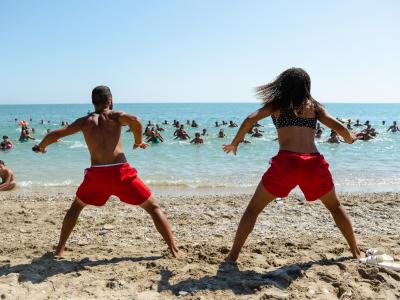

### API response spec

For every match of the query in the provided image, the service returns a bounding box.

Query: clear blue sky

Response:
[1,1,399,104]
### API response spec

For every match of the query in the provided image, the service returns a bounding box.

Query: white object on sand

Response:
[366,248,384,256]
[360,254,400,272]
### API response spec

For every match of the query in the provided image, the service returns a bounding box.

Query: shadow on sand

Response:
[0,252,162,284]
[158,257,351,296]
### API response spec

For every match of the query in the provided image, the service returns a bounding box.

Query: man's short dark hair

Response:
[92,86,112,105]
[3,136,8,139]
[0,160,4,166]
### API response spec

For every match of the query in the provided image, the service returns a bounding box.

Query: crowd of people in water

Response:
[0,117,399,152]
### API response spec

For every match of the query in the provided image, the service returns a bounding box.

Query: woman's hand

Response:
[223,144,238,155]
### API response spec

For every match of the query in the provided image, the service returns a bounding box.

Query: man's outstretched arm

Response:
[36,118,83,152]
[118,113,146,148]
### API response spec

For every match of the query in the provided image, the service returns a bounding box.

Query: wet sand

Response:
[0,190,399,299]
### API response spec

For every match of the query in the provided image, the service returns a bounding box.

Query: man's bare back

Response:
[35,109,146,165]
[33,86,182,258]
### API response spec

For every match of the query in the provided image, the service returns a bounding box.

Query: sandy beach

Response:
[0,189,399,299]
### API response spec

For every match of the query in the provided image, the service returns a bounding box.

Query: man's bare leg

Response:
[320,188,365,259]
[225,182,275,262]
[55,197,86,257]
[140,195,183,258]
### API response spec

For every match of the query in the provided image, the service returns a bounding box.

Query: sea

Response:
[0,103,399,194]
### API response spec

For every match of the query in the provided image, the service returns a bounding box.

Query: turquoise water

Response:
[0,103,399,192]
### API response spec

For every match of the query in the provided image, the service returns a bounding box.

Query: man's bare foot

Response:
[171,248,185,258]
[54,245,65,257]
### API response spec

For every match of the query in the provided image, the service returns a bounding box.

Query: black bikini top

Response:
[271,112,317,129]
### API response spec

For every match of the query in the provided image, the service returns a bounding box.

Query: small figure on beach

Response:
[387,121,400,133]
[222,68,365,262]
[190,132,204,144]
[33,86,182,258]
[0,160,16,191]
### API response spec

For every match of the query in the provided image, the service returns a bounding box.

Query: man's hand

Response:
[133,143,149,149]
[223,144,238,155]
[32,144,46,153]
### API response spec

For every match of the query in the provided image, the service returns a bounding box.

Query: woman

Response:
[223,68,364,262]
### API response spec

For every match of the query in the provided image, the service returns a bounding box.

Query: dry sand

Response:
[0,189,399,299]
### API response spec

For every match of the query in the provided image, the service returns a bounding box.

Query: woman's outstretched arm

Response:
[223,105,272,155]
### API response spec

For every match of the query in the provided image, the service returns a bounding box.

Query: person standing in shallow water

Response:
[222,68,365,262]
[33,86,182,258]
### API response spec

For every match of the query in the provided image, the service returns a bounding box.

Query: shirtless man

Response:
[190,132,204,144]
[33,86,182,258]
[0,160,16,191]
[387,121,400,133]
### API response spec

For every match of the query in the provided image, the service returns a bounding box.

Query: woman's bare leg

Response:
[225,182,275,262]
[320,188,365,259]
[55,197,86,257]
[140,195,183,258]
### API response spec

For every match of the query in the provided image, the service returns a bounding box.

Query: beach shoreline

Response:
[0,190,399,299]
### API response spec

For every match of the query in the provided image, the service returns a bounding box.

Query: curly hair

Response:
[256,68,323,116]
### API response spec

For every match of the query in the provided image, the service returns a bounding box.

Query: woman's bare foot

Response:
[353,248,366,259]
[224,252,238,263]
[54,245,65,257]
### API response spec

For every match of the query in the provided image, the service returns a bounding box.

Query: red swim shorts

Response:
[76,163,151,206]
[262,150,334,201]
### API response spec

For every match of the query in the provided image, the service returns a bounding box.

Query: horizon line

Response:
[0,101,400,105]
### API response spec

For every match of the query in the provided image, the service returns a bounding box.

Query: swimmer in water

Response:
[218,129,226,138]
[156,124,164,132]
[315,128,323,139]
[19,127,35,142]
[1,136,13,150]
[174,125,184,137]
[251,128,263,138]
[240,138,251,144]
[362,124,377,137]
[253,121,263,127]
[147,130,164,144]
[387,121,400,133]
[191,120,198,128]
[364,120,370,126]
[228,121,238,128]
[163,120,168,125]
[354,119,362,127]
[201,128,208,136]
[190,132,204,144]
[215,121,220,127]
[0,160,16,191]
[222,121,228,125]
[327,130,340,143]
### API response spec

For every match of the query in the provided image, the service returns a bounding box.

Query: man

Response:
[387,121,400,133]
[33,86,182,258]
[0,160,16,191]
